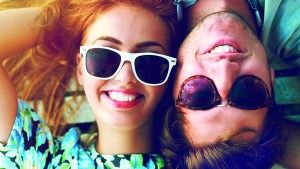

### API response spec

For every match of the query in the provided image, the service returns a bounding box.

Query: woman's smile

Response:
[103,90,144,109]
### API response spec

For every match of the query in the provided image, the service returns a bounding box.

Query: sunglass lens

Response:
[179,76,216,109]
[86,48,121,78]
[135,55,169,84]
[231,76,269,109]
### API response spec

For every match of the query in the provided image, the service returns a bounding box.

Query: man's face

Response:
[174,12,274,146]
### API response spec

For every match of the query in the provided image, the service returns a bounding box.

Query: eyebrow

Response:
[93,36,166,52]
[93,36,122,45]
[136,41,166,52]
[227,127,258,142]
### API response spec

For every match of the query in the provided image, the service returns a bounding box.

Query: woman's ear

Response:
[76,53,83,85]
[76,53,82,64]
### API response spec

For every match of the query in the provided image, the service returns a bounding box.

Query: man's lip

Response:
[203,39,242,54]
[196,52,247,63]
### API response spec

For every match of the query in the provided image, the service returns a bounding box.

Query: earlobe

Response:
[76,53,83,85]
[76,53,82,64]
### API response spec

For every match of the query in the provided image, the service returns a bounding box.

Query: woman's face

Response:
[77,5,170,130]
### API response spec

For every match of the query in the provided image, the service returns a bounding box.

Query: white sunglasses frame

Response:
[80,46,177,86]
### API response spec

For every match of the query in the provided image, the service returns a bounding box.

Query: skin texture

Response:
[175,12,274,146]
[183,0,258,34]
[76,5,170,154]
[0,8,42,143]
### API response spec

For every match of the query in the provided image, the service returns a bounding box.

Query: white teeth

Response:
[108,91,138,102]
[210,45,237,53]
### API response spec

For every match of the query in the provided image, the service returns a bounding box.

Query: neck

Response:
[96,119,154,154]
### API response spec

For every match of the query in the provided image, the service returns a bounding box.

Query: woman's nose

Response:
[114,62,138,85]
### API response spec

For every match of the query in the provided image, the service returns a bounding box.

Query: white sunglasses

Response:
[80,46,177,86]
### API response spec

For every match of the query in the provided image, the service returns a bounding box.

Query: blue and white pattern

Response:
[0,100,165,169]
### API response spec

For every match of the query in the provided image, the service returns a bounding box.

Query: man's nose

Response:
[206,59,239,102]
[114,62,138,85]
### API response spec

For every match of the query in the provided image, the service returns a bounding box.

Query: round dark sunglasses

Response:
[175,75,273,110]
[80,46,177,86]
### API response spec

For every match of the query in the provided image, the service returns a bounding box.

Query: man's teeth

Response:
[108,92,138,101]
[210,45,237,53]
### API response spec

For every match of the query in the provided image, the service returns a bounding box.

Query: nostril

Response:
[114,62,137,84]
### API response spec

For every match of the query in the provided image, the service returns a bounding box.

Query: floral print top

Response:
[0,100,165,169]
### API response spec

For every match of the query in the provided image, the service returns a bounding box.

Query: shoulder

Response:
[256,0,300,65]
[279,120,300,169]
[0,100,93,168]
[7,99,52,145]
[0,100,54,168]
